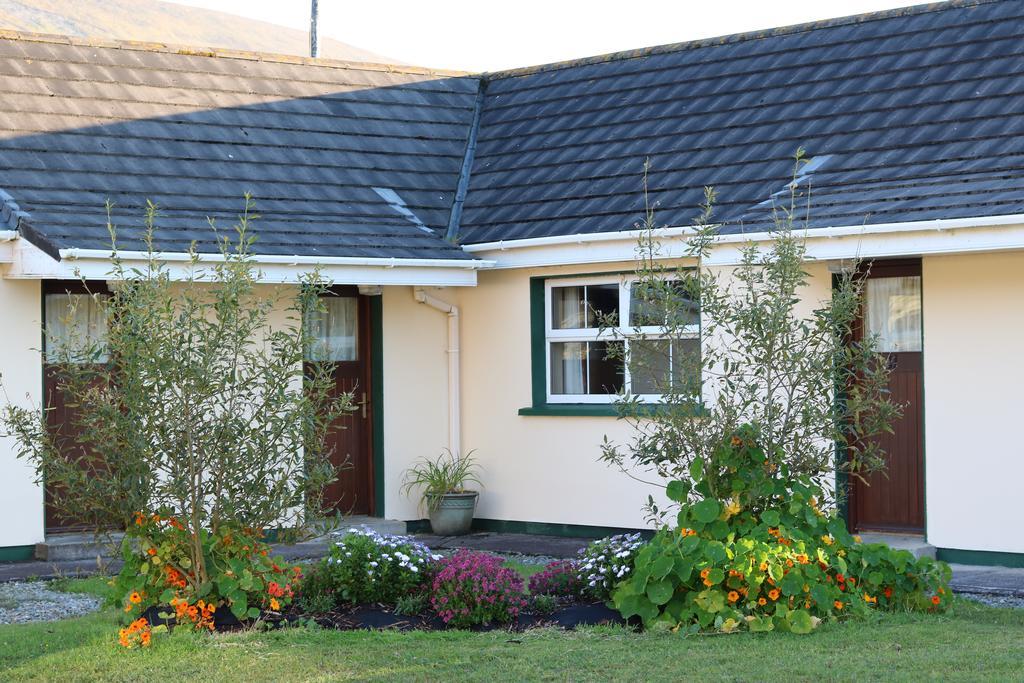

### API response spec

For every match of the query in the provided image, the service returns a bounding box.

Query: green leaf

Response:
[679,535,701,555]
[230,594,248,620]
[197,581,213,598]
[708,520,730,540]
[780,571,805,596]
[646,579,675,605]
[688,457,704,481]
[786,609,815,634]
[693,499,720,524]
[666,480,689,502]
[650,555,674,579]
[748,615,775,632]
[694,589,725,613]
[761,510,780,527]
[704,541,728,564]
[247,607,261,619]
[705,568,725,585]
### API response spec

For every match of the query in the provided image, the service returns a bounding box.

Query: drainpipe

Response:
[413,288,461,457]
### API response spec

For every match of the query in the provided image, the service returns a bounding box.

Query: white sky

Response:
[168,0,919,72]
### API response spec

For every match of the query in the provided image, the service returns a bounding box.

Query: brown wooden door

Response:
[850,259,925,533]
[307,289,375,516]
[42,281,110,533]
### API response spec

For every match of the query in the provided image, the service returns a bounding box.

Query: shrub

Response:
[528,561,585,598]
[611,429,952,634]
[116,514,302,630]
[528,594,558,616]
[577,534,646,601]
[318,527,439,606]
[430,551,527,627]
[394,592,430,617]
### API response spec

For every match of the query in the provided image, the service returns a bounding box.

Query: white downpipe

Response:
[413,288,461,457]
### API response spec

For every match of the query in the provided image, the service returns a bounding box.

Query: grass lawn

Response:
[1,574,1021,682]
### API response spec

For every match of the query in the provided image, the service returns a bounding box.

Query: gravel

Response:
[0,580,102,625]
[958,592,1024,609]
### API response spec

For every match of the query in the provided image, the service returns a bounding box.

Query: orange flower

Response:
[931,595,941,605]
[140,631,151,647]
[848,577,857,586]
[129,592,142,604]
[147,548,157,556]
[768,589,780,601]
[730,436,743,447]
[702,578,713,587]
[786,560,794,568]
[727,591,739,603]
[796,554,809,565]
[269,597,281,611]
[700,568,711,579]
[757,597,767,606]
[834,600,844,610]
[863,593,877,605]
[883,586,893,599]
[758,561,768,571]
[134,513,145,526]
[767,527,780,537]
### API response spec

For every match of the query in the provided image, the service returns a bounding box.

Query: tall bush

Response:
[1,198,353,592]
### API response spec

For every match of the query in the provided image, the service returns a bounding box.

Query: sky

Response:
[169,0,920,72]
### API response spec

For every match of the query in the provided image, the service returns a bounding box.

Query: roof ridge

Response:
[483,0,1002,80]
[0,28,472,79]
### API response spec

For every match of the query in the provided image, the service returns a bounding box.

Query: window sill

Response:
[518,403,702,417]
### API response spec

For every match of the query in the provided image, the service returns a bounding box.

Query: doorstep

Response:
[857,532,936,559]
[35,532,125,562]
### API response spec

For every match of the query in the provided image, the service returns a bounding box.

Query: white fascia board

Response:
[461,214,1024,269]
[3,241,493,286]
[0,231,16,264]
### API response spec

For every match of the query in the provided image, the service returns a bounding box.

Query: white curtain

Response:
[866,276,922,352]
[551,286,586,329]
[307,298,358,361]
[45,293,109,363]
[551,341,586,394]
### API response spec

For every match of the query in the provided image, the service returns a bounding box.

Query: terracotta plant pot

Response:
[426,491,478,535]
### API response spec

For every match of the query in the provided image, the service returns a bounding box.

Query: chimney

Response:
[309,0,319,58]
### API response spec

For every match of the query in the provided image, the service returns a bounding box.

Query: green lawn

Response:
[1,577,1022,682]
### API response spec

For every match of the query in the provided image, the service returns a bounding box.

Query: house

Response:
[0,0,1022,567]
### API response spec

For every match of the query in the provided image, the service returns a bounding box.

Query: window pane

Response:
[588,341,624,394]
[672,338,702,396]
[866,277,921,352]
[630,280,699,328]
[586,284,619,327]
[551,286,586,329]
[45,293,109,363]
[306,297,358,361]
[550,341,623,395]
[629,339,670,394]
[550,341,586,394]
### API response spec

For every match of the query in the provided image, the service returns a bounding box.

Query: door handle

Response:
[359,391,368,419]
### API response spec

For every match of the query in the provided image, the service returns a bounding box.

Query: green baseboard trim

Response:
[0,545,35,562]
[936,548,1024,568]
[518,404,622,417]
[406,517,653,540]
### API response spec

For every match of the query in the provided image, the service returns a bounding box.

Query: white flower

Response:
[410,566,418,573]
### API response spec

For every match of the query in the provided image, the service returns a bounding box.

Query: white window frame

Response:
[544,274,700,404]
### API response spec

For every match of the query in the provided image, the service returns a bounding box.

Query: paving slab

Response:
[411,532,590,559]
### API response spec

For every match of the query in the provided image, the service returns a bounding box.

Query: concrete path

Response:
[2,531,1022,599]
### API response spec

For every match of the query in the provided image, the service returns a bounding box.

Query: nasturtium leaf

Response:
[197,581,212,598]
[650,555,675,579]
[748,615,775,632]
[672,557,694,582]
[159,588,175,603]
[689,458,704,481]
[786,609,815,634]
[761,510,781,527]
[140,562,149,575]
[811,585,832,609]
[179,556,192,569]
[646,579,675,605]
[694,589,726,613]
[666,479,690,502]
[230,594,248,619]
[679,535,701,555]
[693,499,721,524]
[704,541,728,564]
[706,568,725,585]
[780,571,804,596]
[708,520,730,540]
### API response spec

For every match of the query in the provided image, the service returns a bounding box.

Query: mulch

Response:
[142,600,631,633]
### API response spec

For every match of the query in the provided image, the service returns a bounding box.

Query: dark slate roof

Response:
[0,32,480,260]
[458,0,1024,244]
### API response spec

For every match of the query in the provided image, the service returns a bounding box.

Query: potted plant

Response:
[401,450,482,535]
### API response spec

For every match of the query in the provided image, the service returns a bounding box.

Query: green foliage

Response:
[394,592,431,617]
[116,514,302,628]
[0,197,353,589]
[314,527,437,606]
[600,153,900,520]
[528,593,559,616]
[401,449,483,511]
[611,429,952,634]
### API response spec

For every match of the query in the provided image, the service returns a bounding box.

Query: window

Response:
[44,292,109,363]
[305,297,359,361]
[541,274,700,405]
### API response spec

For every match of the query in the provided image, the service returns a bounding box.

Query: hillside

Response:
[0,0,395,63]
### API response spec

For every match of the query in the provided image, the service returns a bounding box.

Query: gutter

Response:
[59,248,494,270]
[413,288,461,457]
[461,213,1024,253]
[0,230,16,264]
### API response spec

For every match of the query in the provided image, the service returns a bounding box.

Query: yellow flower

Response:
[723,496,742,519]
[269,597,280,611]
[853,535,863,543]
[821,535,834,546]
